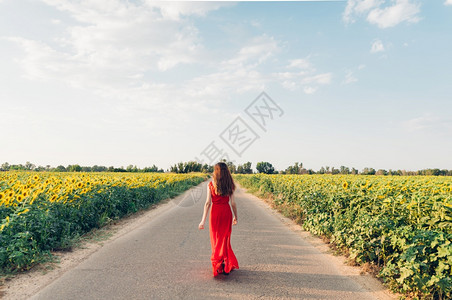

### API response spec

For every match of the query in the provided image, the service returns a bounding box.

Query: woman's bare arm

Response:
[198,185,212,229]
[230,193,238,225]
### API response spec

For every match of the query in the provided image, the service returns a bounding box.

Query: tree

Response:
[170,161,202,173]
[143,164,162,172]
[1,162,9,171]
[25,161,35,170]
[126,165,139,172]
[376,169,388,176]
[256,162,275,174]
[54,165,67,172]
[331,167,340,175]
[67,164,82,172]
[201,164,213,173]
[185,161,202,173]
[340,166,350,174]
[236,162,252,174]
[285,162,303,174]
[431,168,441,176]
[361,167,376,175]
[242,162,253,174]
[92,165,107,172]
[225,161,236,174]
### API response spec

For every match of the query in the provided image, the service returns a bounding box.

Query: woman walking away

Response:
[199,162,239,276]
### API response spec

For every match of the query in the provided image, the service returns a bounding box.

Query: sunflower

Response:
[342,182,348,189]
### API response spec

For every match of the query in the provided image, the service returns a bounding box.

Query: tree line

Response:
[1,161,451,176]
[0,162,163,173]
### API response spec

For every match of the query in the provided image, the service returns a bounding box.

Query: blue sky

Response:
[0,0,451,172]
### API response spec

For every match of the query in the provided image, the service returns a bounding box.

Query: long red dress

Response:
[208,181,239,276]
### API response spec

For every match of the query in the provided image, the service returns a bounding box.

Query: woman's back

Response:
[209,181,230,205]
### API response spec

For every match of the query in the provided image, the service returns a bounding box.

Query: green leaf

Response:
[438,245,452,258]
[398,267,414,283]
[436,261,450,276]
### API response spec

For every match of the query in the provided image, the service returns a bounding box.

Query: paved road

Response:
[31,181,385,300]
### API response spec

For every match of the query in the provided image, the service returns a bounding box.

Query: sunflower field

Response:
[0,172,207,273]
[234,174,452,299]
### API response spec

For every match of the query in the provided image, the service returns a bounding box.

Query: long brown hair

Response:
[212,162,235,196]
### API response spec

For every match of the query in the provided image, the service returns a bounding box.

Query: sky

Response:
[0,0,451,172]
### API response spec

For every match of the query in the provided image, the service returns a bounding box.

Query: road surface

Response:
[30,181,391,300]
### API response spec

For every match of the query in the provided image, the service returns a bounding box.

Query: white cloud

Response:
[274,71,307,80]
[402,113,452,133]
[7,1,226,87]
[445,0,452,5]
[223,35,280,69]
[343,0,421,28]
[343,0,382,23]
[367,0,420,28]
[301,73,332,85]
[4,1,237,139]
[343,70,358,84]
[42,0,227,22]
[303,86,317,94]
[358,64,366,70]
[6,0,334,125]
[287,58,311,69]
[371,39,385,53]
[272,57,333,93]
[149,1,230,20]
[25,0,212,78]
[300,73,332,94]
[282,81,297,91]
[196,40,332,95]
[180,35,282,97]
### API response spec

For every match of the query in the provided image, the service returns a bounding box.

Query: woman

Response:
[198,162,239,276]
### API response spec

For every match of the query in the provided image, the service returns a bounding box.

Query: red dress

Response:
[208,181,239,276]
